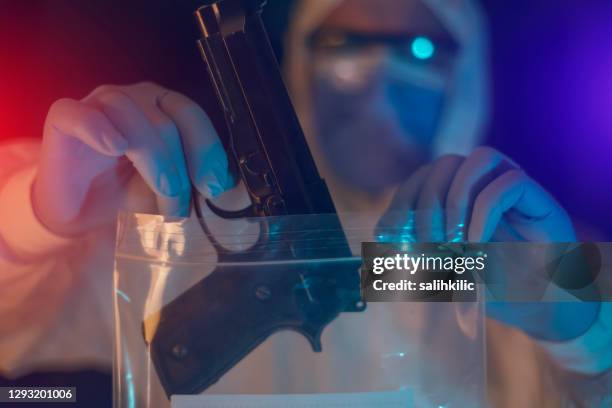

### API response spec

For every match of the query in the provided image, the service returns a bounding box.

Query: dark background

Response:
[0,1,611,406]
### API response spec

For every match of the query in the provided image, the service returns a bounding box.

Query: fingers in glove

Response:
[157,90,233,199]
[45,97,127,156]
[468,169,570,242]
[376,164,432,242]
[445,146,518,240]
[414,154,464,241]
[84,86,185,215]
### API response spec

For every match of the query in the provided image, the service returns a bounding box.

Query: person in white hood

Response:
[0,0,610,406]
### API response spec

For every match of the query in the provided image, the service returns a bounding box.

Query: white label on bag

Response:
[171,390,413,408]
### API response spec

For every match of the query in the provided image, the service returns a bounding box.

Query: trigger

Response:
[205,199,256,219]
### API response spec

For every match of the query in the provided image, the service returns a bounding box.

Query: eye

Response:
[410,36,436,60]
[316,32,349,49]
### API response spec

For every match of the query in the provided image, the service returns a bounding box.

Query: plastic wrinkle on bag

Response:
[113,211,486,408]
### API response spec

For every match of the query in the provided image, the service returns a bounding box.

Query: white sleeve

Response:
[538,302,612,375]
[0,165,73,259]
[0,139,112,376]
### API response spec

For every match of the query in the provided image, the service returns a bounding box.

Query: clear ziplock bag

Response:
[113,211,486,407]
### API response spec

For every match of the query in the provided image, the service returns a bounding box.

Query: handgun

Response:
[143,0,365,397]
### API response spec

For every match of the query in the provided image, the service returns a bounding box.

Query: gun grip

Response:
[144,264,337,396]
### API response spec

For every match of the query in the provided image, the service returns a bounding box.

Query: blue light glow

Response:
[411,36,435,60]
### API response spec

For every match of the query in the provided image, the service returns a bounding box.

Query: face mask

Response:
[311,43,450,192]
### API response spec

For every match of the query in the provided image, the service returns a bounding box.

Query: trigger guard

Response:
[205,199,257,219]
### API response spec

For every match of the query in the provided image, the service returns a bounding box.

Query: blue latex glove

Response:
[33,82,233,236]
[376,146,599,341]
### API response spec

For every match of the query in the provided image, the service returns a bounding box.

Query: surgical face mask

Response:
[310,32,455,192]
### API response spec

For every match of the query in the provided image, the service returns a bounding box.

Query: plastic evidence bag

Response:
[113,211,486,407]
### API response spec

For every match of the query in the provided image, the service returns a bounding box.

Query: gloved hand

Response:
[377,146,575,243]
[33,82,233,236]
[376,146,599,341]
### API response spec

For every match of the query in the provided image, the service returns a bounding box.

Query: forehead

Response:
[320,0,451,39]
